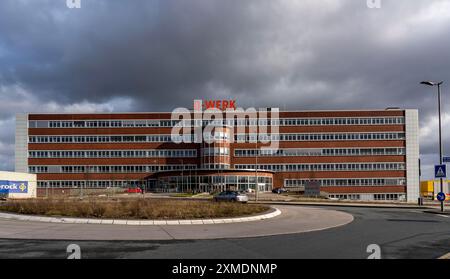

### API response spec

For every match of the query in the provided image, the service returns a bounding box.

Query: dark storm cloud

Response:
[1,0,450,177]
[1,0,449,110]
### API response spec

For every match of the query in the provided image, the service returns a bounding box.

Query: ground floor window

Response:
[328,194,360,200]
[374,194,401,200]
[151,175,272,193]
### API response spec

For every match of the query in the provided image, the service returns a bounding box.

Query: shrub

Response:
[0,198,268,219]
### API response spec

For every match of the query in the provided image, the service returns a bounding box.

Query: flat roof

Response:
[23,109,412,114]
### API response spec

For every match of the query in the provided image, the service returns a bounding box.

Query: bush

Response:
[0,198,268,219]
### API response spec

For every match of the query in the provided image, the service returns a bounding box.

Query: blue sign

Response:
[444,157,450,163]
[0,181,28,193]
[437,192,446,202]
[435,164,447,178]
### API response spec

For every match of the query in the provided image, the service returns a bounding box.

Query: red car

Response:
[125,188,142,193]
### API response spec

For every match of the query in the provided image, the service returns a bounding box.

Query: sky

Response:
[0,0,450,179]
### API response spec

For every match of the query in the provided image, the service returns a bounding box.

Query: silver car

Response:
[214,191,249,203]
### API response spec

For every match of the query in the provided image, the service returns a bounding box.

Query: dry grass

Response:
[0,198,269,219]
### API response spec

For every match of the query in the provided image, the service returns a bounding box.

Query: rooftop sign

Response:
[194,99,237,111]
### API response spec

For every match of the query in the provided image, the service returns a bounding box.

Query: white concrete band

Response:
[405,109,420,203]
[15,113,28,173]
[0,208,281,226]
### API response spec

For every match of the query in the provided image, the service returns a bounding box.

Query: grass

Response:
[171,193,195,197]
[0,198,269,220]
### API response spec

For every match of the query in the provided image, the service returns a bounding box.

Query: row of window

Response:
[234,148,406,157]
[237,133,406,142]
[28,147,406,159]
[235,163,405,172]
[28,132,406,144]
[201,164,231,170]
[328,194,405,201]
[29,135,189,143]
[29,165,197,173]
[30,117,404,128]
[203,132,230,141]
[36,177,273,189]
[201,147,230,156]
[37,180,143,188]
[284,178,406,187]
[30,162,404,173]
[374,194,403,200]
[328,194,361,200]
[156,175,272,192]
[28,149,197,158]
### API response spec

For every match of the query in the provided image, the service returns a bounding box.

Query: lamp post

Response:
[255,132,259,202]
[421,81,445,212]
[180,158,184,193]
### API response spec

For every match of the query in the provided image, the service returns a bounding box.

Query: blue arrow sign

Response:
[437,192,446,202]
[435,164,447,178]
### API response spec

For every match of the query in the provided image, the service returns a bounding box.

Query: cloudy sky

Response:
[0,0,449,179]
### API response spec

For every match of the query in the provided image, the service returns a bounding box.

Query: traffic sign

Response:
[444,157,450,163]
[437,192,446,202]
[435,164,447,178]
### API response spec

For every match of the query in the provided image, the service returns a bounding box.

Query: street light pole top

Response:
[421,81,444,86]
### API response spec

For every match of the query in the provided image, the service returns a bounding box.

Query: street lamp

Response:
[255,137,258,202]
[180,158,184,193]
[421,80,445,212]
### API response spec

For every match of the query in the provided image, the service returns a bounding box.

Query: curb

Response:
[251,201,430,209]
[0,208,281,226]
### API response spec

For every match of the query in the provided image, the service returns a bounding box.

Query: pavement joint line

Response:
[0,208,281,226]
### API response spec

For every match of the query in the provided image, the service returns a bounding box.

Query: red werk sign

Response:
[195,100,237,110]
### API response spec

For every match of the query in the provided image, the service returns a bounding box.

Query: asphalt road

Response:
[0,206,449,259]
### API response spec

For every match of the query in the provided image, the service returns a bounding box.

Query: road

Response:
[0,206,449,259]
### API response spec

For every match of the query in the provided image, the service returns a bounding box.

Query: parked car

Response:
[125,187,142,193]
[214,191,249,203]
[272,188,289,194]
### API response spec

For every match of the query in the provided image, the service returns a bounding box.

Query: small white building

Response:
[0,171,37,199]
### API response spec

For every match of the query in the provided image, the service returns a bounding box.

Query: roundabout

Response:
[0,207,281,225]
[0,205,353,240]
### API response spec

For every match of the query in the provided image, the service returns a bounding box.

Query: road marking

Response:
[438,252,450,259]
[437,214,449,218]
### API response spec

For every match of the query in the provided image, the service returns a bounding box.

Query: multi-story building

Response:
[15,106,420,202]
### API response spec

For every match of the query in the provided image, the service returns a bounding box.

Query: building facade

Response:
[15,108,420,202]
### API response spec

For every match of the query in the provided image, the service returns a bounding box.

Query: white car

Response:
[214,191,249,203]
